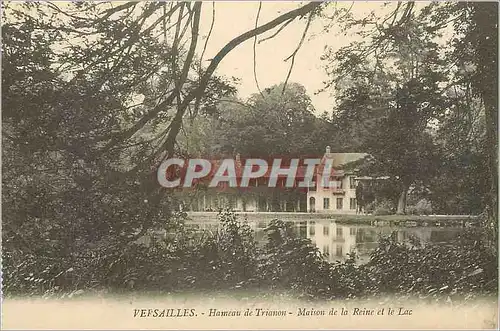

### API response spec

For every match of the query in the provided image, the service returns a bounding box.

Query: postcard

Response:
[2,1,498,330]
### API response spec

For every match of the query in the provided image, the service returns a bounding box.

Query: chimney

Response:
[326,146,331,154]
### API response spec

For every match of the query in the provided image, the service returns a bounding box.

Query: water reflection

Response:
[186,219,463,264]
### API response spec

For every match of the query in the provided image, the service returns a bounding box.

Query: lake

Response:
[184,213,467,264]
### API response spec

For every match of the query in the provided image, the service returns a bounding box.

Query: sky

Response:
[194,2,381,114]
[7,1,393,114]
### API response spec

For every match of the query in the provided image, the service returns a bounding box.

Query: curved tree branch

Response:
[200,1,216,63]
[253,2,265,98]
[258,18,294,44]
[282,11,314,94]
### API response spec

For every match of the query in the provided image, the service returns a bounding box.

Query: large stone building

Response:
[306,148,367,214]
[175,155,309,212]
[176,148,368,214]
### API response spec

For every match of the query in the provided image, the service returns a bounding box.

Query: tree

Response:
[214,83,331,158]
[2,15,180,288]
[324,4,446,214]
[322,2,497,216]
[450,2,498,223]
[2,2,331,292]
[426,2,497,221]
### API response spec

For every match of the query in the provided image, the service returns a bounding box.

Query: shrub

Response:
[367,230,497,298]
[259,219,332,296]
[206,209,259,287]
[4,211,497,302]
[407,199,433,215]
[373,200,395,215]
[364,201,376,214]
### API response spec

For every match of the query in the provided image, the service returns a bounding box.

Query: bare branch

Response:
[97,2,139,22]
[200,2,216,63]
[339,2,355,21]
[44,2,89,21]
[282,11,314,94]
[282,55,297,96]
[258,18,294,44]
[284,13,313,62]
[253,2,265,98]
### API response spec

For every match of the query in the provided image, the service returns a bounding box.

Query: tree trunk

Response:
[396,185,409,215]
[484,100,498,216]
[473,2,498,249]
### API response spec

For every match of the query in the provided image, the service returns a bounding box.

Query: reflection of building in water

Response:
[303,220,441,263]
[305,220,358,263]
[182,218,461,265]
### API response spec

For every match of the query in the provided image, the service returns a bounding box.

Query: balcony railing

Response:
[330,188,345,194]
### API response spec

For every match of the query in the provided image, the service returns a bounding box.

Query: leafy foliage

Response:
[367,230,497,298]
[322,2,497,217]
[407,199,433,216]
[5,211,495,302]
[196,83,337,158]
[372,200,395,216]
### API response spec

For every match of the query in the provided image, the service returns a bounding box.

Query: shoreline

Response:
[186,212,480,227]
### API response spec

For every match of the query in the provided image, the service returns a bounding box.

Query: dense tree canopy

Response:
[2,1,329,294]
[321,2,497,216]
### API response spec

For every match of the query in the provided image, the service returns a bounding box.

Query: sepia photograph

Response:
[1,1,498,329]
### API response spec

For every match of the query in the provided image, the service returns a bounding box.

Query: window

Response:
[350,198,357,210]
[309,226,315,236]
[323,198,330,210]
[350,227,356,236]
[323,245,330,256]
[350,176,356,189]
[330,177,342,189]
[336,227,343,237]
[309,197,316,212]
[336,245,343,257]
[322,176,330,188]
[336,197,343,210]
[323,225,329,236]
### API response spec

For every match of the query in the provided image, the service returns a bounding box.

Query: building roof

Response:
[188,151,369,183]
[206,159,309,179]
[314,152,368,177]
[322,153,368,168]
